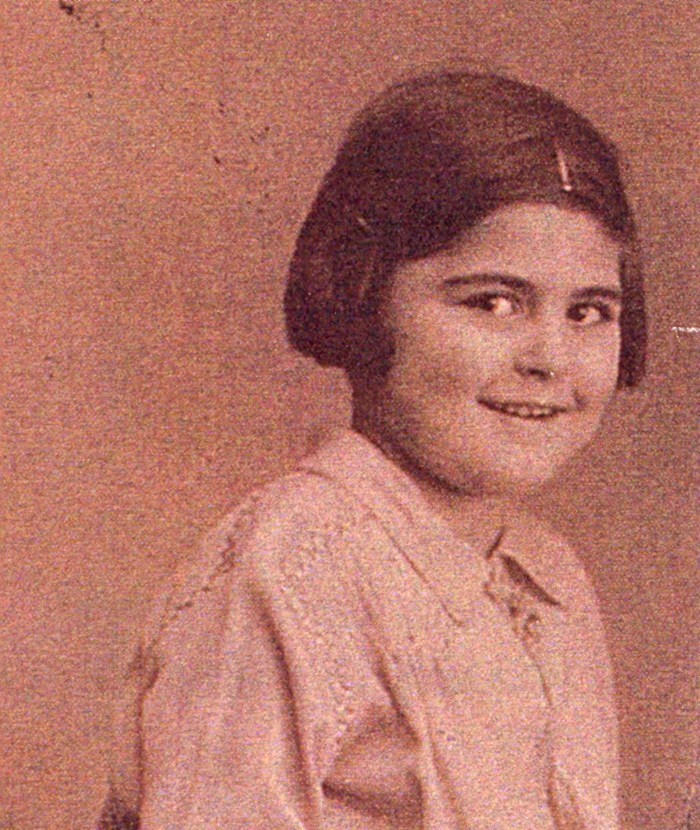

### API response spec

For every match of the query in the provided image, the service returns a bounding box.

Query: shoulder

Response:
[213,469,361,550]
[157,469,371,635]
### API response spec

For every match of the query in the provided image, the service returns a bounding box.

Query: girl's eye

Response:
[460,293,521,317]
[568,302,619,326]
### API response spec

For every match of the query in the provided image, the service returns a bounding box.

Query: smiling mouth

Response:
[479,399,569,419]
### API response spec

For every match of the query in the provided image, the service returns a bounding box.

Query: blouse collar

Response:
[298,428,568,624]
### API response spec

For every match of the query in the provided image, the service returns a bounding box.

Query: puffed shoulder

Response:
[152,470,370,643]
[208,470,362,557]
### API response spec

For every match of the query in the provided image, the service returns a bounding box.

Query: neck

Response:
[352,408,512,557]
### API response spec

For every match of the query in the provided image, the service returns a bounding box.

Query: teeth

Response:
[485,401,560,419]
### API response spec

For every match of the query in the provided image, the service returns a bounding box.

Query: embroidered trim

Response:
[483,553,545,646]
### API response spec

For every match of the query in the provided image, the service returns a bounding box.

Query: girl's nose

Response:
[514,320,571,381]
[514,362,556,381]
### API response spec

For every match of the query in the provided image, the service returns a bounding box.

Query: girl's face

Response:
[358,203,622,496]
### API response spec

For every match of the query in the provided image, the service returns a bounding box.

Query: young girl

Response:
[99,70,645,829]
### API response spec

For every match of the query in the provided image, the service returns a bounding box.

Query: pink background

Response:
[1,2,697,827]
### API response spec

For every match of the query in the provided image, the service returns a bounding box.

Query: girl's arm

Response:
[97,480,416,829]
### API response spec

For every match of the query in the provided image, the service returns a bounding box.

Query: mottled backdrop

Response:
[1,1,697,828]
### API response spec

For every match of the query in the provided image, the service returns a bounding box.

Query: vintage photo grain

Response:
[1,3,697,829]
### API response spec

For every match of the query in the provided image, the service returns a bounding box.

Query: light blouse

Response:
[100,429,619,829]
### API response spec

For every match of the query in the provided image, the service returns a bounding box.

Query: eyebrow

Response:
[443,273,532,292]
[572,286,623,302]
[442,273,622,302]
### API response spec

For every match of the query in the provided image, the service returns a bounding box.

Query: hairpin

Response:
[555,144,574,193]
[355,213,372,231]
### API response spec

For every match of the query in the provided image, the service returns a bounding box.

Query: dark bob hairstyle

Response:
[285,71,646,388]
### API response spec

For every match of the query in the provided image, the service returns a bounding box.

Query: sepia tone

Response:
[0,2,697,829]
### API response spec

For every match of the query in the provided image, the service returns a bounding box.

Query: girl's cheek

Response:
[582,342,620,397]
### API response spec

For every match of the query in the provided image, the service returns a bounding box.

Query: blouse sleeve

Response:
[100,477,421,830]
